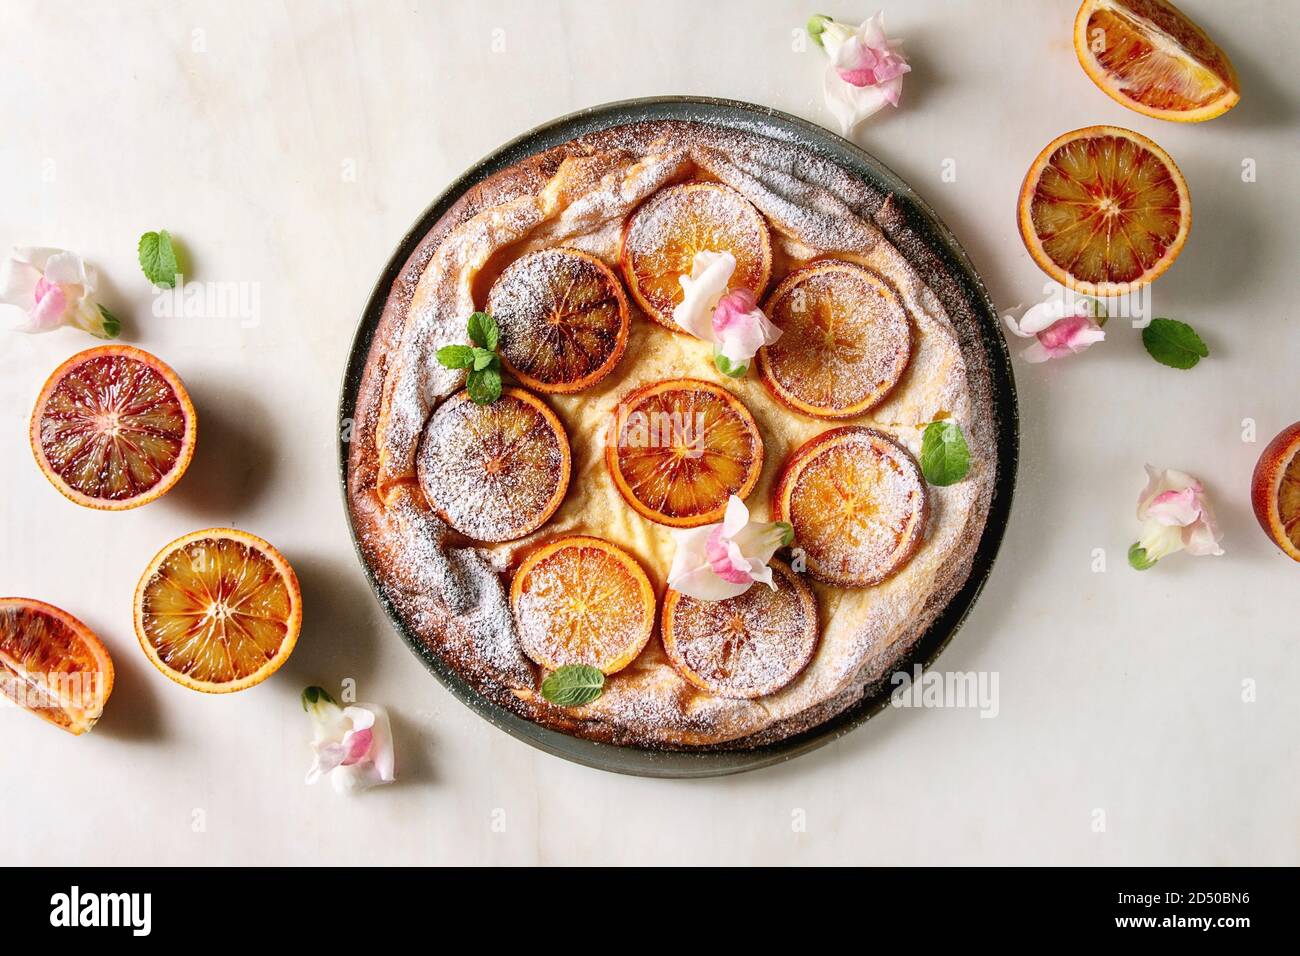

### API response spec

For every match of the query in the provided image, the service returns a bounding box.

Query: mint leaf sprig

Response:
[920,420,970,486]
[1142,317,1208,370]
[138,230,182,288]
[437,311,503,404]
[540,665,604,707]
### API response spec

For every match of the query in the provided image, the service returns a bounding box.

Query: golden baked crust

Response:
[346,120,998,749]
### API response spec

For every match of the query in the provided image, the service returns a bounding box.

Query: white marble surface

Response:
[2,0,1297,865]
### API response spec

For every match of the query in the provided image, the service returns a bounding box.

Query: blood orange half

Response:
[1250,422,1300,563]
[1018,126,1191,295]
[134,528,302,693]
[30,345,197,510]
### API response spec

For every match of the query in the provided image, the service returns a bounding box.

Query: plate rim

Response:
[337,95,1020,778]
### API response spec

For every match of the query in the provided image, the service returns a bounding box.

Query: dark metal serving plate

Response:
[338,96,1019,778]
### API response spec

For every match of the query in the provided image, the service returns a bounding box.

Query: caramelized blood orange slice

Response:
[488,248,630,393]
[661,560,818,699]
[620,182,772,329]
[1018,125,1190,295]
[774,427,927,588]
[134,528,302,693]
[1074,0,1240,123]
[606,378,764,528]
[510,536,656,675]
[0,598,113,735]
[30,345,197,510]
[1251,422,1300,563]
[757,261,911,419]
[416,387,571,542]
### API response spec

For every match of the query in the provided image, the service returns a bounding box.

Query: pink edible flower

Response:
[303,686,396,794]
[0,247,119,338]
[811,13,911,135]
[1130,466,1224,569]
[1004,296,1105,363]
[674,252,781,376]
[668,496,793,601]
[711,288,782,368]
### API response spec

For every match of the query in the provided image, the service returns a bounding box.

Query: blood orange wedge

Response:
[774,427,927,588]
[620,182,772,329]
[134,528,302,693]
[30,345,197,510]
[662,559,818,699]
[0,598,113,735]
[757,261,911,419]
[416,387,571,542]
[510,536,656,675]
[1251,422,1300,563]
[488,248,630,393]
[1074,0,1240,123]
[1018,126,1190,295]
[606,378,764,528]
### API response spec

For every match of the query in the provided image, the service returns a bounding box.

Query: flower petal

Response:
[706,531,754,584]
[27,282,67,330]
[1182,515,1225,557]
[11,248,61,272]
[1137,465,1199,519]
[817,20,856,59]
[1039,315,1104,355]
[668,570,754,602]
[1146,488,1200,527]
[364,705,396,783]
[713,296,782,365]
[720,494,750,537]
[667,524,715,588]
[859,12,888,49]
[1137,518,1185,562]
[823,64,893,135]
[306,696,350,743]
[0,257,40,307]
[339,728,374,766]
[672,251,733,341]
[41,250,95,294]
[1015,299,1071,336]
[306,741,349,784]
[342,705,377,733]
[748,560,777,591]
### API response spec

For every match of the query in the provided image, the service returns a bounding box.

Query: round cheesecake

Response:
[346,119,998,749]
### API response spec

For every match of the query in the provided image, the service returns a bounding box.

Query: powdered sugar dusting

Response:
[665,560,817,699]
[622,182,770,323]
[415,391,568,542]
[367,484,534,688]
[784,428,927,587]
[761,261,911,413]
[489,248,627,389]
[512,539,652,671]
